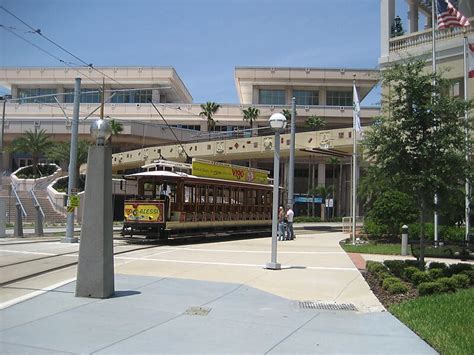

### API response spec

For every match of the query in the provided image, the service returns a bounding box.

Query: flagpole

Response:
[352,76,357,245]
[463,28,471,241]
[432,0,439,245]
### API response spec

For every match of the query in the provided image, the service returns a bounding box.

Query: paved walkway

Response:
[0,231,436,354]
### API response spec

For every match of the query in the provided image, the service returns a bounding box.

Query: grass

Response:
[389,288,474,355]
[340,242,404,255]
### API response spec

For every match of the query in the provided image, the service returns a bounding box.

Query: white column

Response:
[152,88,161,103]
[380,0,395,63]
[408,0,419,33]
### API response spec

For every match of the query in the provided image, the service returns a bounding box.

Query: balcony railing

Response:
[390,18,473,52]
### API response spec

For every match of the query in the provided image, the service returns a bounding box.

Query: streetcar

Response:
[121,159,274,239]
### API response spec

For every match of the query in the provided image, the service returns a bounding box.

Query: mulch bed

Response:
[362,270,418,309]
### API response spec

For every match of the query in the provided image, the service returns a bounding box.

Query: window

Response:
[326,91,352,106]
[259,89,286,105]
[111,89,152,103]
[64,88,100,103]
[293,90,319,105]
[18,88,57,103]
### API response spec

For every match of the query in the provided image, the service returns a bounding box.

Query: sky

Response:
[0,0,410,106]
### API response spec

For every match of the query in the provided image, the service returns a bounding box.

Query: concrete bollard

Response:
[14,203,23,237]
[401,224,408,256]
[35,204,44,237]
[0,199,6,238]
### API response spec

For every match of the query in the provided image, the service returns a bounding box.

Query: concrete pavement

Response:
[0,230,437,354]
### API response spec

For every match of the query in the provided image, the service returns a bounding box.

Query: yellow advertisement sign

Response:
[192,159,268,185]
[124,202,164,223]
[69,195,79,208]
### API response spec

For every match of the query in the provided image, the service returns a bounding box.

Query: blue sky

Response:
[0,0,410,105]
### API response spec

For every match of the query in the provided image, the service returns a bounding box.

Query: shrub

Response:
[383,260,406,277]
[293,216,322,223]
[403,266,420,281]
[363,219,388,236]
[366,261,387,274]
[14,164,58,179]
[377,271,393,285]
[461,270,474,285]
[410,270,431,286]
[404,259,425,270]
[418,281,442,296]
[451,274,470,289]
[436,277,457,293]
[428,261,447,270]
[445,263,472,277]
[427,268,444,281]
[408,223,466,242]
[382,277,409,294]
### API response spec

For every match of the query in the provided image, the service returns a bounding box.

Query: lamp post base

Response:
[265,262,281,270]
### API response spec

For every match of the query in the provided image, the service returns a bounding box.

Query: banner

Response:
[124,201,165,223]
[192,159,269,184]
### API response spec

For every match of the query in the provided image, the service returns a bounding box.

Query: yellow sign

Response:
[69,195,79,208]
[124,202,164,223]
[67,206,75,213]
[192,159,268,184]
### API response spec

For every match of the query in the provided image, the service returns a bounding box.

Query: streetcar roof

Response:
[124,170,272,188]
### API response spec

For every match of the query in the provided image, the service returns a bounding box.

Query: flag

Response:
[353,84,361,132]
[469,43,474,79]
[437,0,470,29]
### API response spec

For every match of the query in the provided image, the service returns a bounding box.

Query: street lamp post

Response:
[266,113,287,270]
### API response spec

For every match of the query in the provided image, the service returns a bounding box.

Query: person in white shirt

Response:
[286,205,294,240]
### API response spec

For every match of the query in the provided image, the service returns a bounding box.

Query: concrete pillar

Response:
[14,204,23,237]
[319,89,327,106]
[408,0,419,33]
[34,204,44,237]
[0,199,6,238]
[57,85,64,103]
[76,145,114,299]
[380,0,395,63]
[318,163,326,186]
[152,87,161,103]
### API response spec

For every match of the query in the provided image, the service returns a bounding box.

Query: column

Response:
[380,0,395,63]
[408,0,419,33]
[152,87,161,103]
[317,162,326,186]
[57,85,64,103]
[319,89,327,106]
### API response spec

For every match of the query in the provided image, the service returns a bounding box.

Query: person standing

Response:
[277,206,286,241]
[286,205,294,240]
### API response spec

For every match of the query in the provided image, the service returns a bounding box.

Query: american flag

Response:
[437,0,470,29]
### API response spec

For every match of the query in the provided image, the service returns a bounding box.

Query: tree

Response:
[47,140,90,189]
[363,60,472,266]
[327,157,340,218]
[9,129,53,177]
[309,185,333,220]
[305,115,326,131]
[199,102,221,132]
[242,106,260,136]
[109,119,124,144]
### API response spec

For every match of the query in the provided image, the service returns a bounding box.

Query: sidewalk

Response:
[0,231,436,354]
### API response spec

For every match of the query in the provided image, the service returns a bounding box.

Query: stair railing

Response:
[11,184,27,218]
[30,189,45,219]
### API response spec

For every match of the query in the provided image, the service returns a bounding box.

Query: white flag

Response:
[353,84,361,132]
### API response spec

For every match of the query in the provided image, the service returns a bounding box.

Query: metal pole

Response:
[0,98,6,188]
[352,80,357,245]
[62,78,81,243]
[266,130,281,270]
[463,30,471,241]
[432,0,439,245]
[288,97,296,209]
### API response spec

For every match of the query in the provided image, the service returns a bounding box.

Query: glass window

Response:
[259,89,286,105]
[293,90,319,105]
[111,89,152,103]
[63,88,100,103]
[18,88,57,103]
[326,91,352,106]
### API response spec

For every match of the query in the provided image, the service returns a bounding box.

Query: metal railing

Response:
[30,189,45,219]
[11,184,27,218]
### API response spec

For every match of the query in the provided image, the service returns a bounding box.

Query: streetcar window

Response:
[223,188,229,204]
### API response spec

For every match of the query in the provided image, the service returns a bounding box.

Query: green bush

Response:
[367,261,387,274]
[52,175,86,193]
[363,219,389,236]
[293,216,322,223]
[404,259,425,269]
[417,281,442,296]
[382,277,409,294]
[383,260,406,277]
[461,270,474,285]
[427,268,444,281]
[445,263,472,277]
[411,270,431,285]
[451,274,470,289]
[436,277,458,293]
[408,223,466,242]
[377,271,393,286]
[428,261,447,270]
[15,164,58,179]
[403,266,421,281]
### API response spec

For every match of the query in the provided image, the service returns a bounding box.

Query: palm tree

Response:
[309,185,333,221]
[242,106,260,136]
[305,115,326,131]
[109,119,124,144]
[281,109,292,121]
[199,102,221,133]
[47,140,90,189]
[9,129,53,177]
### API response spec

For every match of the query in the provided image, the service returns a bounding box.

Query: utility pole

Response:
[288,97,296,209]
[0,95,11,185]
[62,78,81,243]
